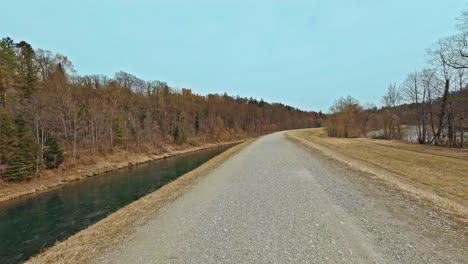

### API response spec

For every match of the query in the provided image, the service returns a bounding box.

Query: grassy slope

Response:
[288,128,468,219]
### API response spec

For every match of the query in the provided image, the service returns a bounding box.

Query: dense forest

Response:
[0,37,318,181]
[325,9,468,148]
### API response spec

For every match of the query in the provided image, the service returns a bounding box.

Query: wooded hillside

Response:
[0,37,318,181]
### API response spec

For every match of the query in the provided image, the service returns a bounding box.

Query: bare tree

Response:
[401,72,423,141]
[428,40,455,145]
[381,83,402,139]
[326,96,365,138]
[455,68,467,91]
[35,49,56,82]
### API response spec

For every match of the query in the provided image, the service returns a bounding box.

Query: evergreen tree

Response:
[43,135,64,169]
[3,115,37,181]
[0,37,17,109]
[112,115,125,145]
[0,112,16,167]
[0,70,6,110]
[15,41,37,98]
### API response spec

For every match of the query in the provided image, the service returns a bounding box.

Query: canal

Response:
[0,146,231,264]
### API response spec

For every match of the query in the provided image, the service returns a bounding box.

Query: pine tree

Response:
[0,112,16,169]
[0,71,6,110]
[3,115,37,181]
[112,115,125,145]
[15,41,37,98]
[0,37,17,109]
[43,135,64,169]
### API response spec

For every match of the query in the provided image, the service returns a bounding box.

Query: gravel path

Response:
[101,132,468,263]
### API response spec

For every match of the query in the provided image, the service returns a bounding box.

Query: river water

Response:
[367,126,468,145]
[0,146,231,264]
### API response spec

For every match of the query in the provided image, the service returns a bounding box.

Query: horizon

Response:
[2,0,467,111]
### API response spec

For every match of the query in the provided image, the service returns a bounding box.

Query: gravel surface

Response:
[100,132,468,264]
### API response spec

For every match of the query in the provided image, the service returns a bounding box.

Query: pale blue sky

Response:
[2,0,466,111]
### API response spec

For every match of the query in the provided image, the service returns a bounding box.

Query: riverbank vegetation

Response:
[0,37,318,182]
[288,129,468,219]
[324,9,468,148]
[0,140,242,203]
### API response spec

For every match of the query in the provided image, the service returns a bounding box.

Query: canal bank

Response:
[0,140,252,263]
[0,140,246,205]
[24,139,254,264]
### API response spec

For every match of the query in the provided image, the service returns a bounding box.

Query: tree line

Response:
[325,8,468,148]
[0,37,318,181]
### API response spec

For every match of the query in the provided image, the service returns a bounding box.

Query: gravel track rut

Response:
[101,132,468,264]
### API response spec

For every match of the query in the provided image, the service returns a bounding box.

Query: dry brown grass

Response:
[26,139,255,264]
[288,128,468,220]
[0,140,246,204]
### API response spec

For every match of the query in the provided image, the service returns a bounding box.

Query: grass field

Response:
[288,128,468,219]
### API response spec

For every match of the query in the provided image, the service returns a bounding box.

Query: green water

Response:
[0,146,230,264]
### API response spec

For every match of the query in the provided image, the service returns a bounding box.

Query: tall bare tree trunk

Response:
[72,113,77,162]
[461,123,465,148]
[91,119,96,159]
[435,79,450,145]
[35,119,41,177]
[110,113,113,149]
[447,103,455,147]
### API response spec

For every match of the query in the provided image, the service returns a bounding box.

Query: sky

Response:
[2,0,467,111]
